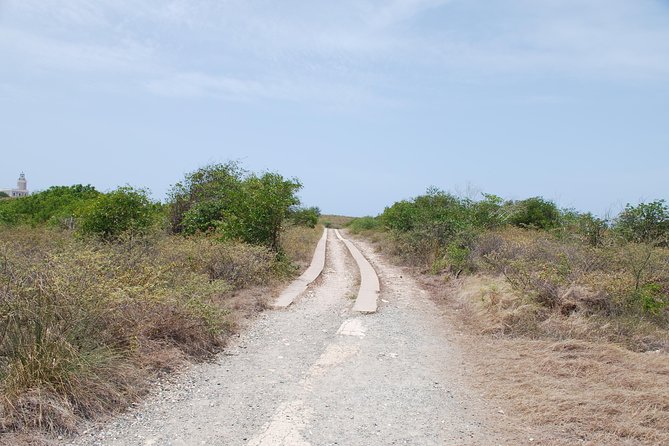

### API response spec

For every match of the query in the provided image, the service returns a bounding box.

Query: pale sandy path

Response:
[66,230,506,446]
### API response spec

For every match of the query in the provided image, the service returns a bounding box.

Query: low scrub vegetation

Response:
[350,190,669,444]
[320,214,354,229]
[350,190,669,339]
[0,162,319,440]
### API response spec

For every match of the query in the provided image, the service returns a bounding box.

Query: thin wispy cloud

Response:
[1,1,668,216]
[1,0,668,105]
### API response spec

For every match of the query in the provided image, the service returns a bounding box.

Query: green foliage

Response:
[289,206,321,228]
[0,185,99,227]
[169,161,245,234]
[560,210,609,246]
[379,188,500,267]
[509,197,561,230]
[242,172,302,250]
[382,188,472,239]
[348,216,381,233]
[79,186,157,240]
[470,193,508,229]
[445,242,471,275]
[575,212,608,247]
[0,191,8,198]
[169,163,302,251]
[633,283,669,315]
[614,200,669,246]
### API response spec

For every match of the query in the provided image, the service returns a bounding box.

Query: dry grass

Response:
[423,274,669,445]
[319,215,354,229]
[0,227,290,440]
[357,222,669,444]
[468,337,669,445]
[281,224,324,272]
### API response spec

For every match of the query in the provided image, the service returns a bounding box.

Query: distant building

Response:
[1,173,30,198]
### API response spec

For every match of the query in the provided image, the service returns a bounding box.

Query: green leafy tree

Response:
[509,197,561,230]
[242,172,302,250]
[168,163,303,251]
[289,206,321,228]
[169,162,245,234]
[614,200,669,246]
[79,186,156,240]
[0,184,99,227]
[0,192,9,198]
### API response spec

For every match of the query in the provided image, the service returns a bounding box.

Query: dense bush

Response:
[508,197,561,230]
[348,216,382,232]
[79,186,158,240]
[362,189,669,323]
[169,163,302,251]
[288,206,321,228]
[378,189,505,271]
[614,200,669,246]
[0,185,99,228]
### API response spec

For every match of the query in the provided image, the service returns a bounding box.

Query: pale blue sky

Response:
[1,0,668,216]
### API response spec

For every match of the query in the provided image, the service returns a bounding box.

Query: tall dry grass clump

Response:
[469,227,669,351]
[280,224,324,271]
[0,227,279,436]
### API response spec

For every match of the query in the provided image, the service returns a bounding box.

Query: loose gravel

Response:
[64,230,507,446]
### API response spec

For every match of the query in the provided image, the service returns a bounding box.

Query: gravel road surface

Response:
[66,230,503,446]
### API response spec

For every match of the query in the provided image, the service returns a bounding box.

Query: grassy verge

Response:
[353,222,669,444]
[319,215,354,229]
[281,223,325,272]
[0,224,319,443]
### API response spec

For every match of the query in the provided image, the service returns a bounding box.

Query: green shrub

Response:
[169,162,302,251]
[508,197,561,230]
[633,283,669,316]
[79,186,157,240]
[0,185,99,228]
[289,206,320,228]
[348,216,381,233]
[614,200,669,246]
[470,193,508,229]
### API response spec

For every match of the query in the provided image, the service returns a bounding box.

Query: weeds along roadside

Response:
[347,192,669,445]
[0,224,321,439]
[0,161,324,441]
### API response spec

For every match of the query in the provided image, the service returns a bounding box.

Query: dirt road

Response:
[67,230,504,445]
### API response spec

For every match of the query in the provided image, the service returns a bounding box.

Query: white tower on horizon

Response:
[17,173,27,191]
[1,173,29,198]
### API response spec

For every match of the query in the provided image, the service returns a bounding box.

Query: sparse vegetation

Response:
[351,189,669,444]
[320,214,354,229]
[0,162,321,441]
[350,189,669,330]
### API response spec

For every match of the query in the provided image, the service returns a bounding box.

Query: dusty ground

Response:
[63,229,523,446]
[423,273,669,446]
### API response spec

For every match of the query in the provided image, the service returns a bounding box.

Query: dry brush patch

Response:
[359,223,669,445]
[422,274,669,445]
[319,215,354,229]
[0,227,287,441]
[280,224,324,272]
